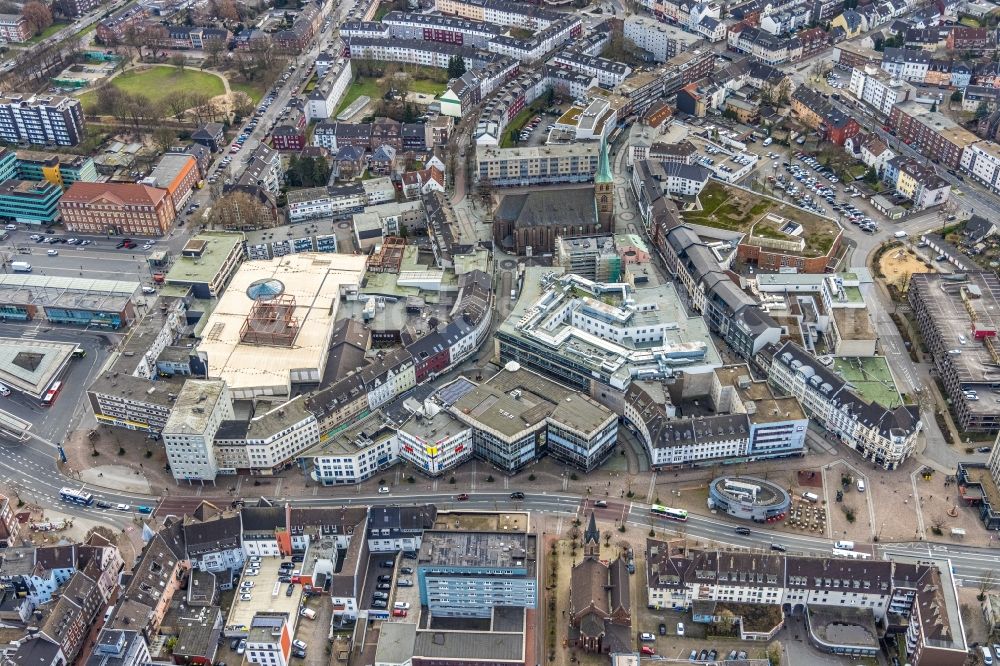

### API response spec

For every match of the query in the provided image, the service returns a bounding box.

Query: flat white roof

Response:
[197,253,366,397]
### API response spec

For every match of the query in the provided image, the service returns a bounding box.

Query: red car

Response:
[392,609,407,617]
[455,493,469,501]
[640,647,655,656]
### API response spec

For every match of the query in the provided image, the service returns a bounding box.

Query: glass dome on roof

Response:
[246,278,285,300]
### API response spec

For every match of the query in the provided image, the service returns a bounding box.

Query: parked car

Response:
[237,641,246,655]
[640,647,655,656]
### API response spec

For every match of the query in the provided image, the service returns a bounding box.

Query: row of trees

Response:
[92,83,240,137]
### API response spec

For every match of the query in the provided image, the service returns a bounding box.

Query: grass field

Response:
[336,78,380,114]
[409,78,444,96]
[832,356,901,408]
[26,22,69,44]
[79,67,226,110]
[230,80,266,104]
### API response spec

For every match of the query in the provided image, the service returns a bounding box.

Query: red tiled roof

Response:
[62,182,167,206]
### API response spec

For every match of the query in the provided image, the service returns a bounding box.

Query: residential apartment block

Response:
[0,94,85,147]
[889,100,979,170]
[476,143,600,187]
[767,341,921,468]
[0,14,31,42]
[848,65,912,117]
[162,379,235,482]
[960,140,1000,195]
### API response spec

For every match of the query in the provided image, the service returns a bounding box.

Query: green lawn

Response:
[832,357,901,408]
[230,80,266,104]
[336,78,380,114]
[410,78,443,96]
[78,66,226,110]
[26,22,68,44]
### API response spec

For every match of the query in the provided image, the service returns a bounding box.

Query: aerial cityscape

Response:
[1,0,1000,664]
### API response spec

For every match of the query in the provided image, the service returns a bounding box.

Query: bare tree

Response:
[230,90,254,120]
[209,191,277,230]
[169,52,186,71]
[979,571,996,602]
[21,1,52,37]
[152,127,176,153]
[204,38,225,67]
[166,91,192,119]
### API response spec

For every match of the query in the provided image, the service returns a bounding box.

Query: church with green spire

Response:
[594,135,614,229]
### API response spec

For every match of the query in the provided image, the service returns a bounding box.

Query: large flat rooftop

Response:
[225,556,301,633]
[419,531,536,574]
[166,232,244,286]
[195,253,366,397]
[450,365,615,439]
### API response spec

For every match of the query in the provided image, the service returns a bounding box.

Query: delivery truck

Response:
[11,262,31,272]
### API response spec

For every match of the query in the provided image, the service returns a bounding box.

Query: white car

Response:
[378,486,390,494]
[241,581,255,588]
[47,249,58,256]
[115,504,130,511]
[292,640,307,651]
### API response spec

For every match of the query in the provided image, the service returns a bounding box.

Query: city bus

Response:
[650,505,689,522]
[59,487,94,506]
[42,381,62,406]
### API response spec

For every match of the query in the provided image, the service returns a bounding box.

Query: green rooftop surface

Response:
[832,356,901,408]
[165,232,243,286]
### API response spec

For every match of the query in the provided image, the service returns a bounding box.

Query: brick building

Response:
[60,182,175,236]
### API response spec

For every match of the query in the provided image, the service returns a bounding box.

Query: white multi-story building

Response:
[960,140,1000,194]
[767,341,921,469]
[624,15,702,62]
[366,505,435,553]
[214,397,319,474]
[162,379,235,482]
[551,51,632,88]
[302,412,402,485]
[246,615,292,666]
[396,403,474,476]
[345,36,496,71]
[305,57,352,122]
[880,47,930,83]
[286,183,366,222]
[0,93,85,146]
[848,64,912,117]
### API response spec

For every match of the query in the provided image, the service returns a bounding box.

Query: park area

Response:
[336,72,445,116]
[875,244,935,292]
[78,66,227,111]
[685,182,840,257]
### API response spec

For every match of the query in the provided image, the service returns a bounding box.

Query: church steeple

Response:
[596,134,613,185]
[594,135,614,228]
[583,511,600,557]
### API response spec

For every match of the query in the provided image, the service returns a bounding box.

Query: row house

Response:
[183,502,245,574]
[474,68,548,145]
[487,16,582,63]
[962,85,1000,113]
[270,103,307,151]
[345,36,501,71]
[305,58,352,122]
[37,571,103,663]
[273,3,321,52]
[959,140,1000,195]
[438,57,519,118]
[947,25,992,51]
[768,341,921,468]
[790,87,860,145]
[759,5,809,35]
[551,51,632,88]
[436,0,562,30]
[107,521,188,637]
[382,10,505,48]
[96,5,147,44]
[884,156,951,209]
[888,100,979,170]
[880,47,930,82]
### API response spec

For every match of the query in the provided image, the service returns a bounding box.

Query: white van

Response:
[802,492,819,503]
[856,479,865,492]
[762,137,773,146]
[982,645,994,666]
[835,540,855,550]
[893,231,908,238]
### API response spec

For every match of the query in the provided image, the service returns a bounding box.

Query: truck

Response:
[11,262,31,272]
[834,540,855,550]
